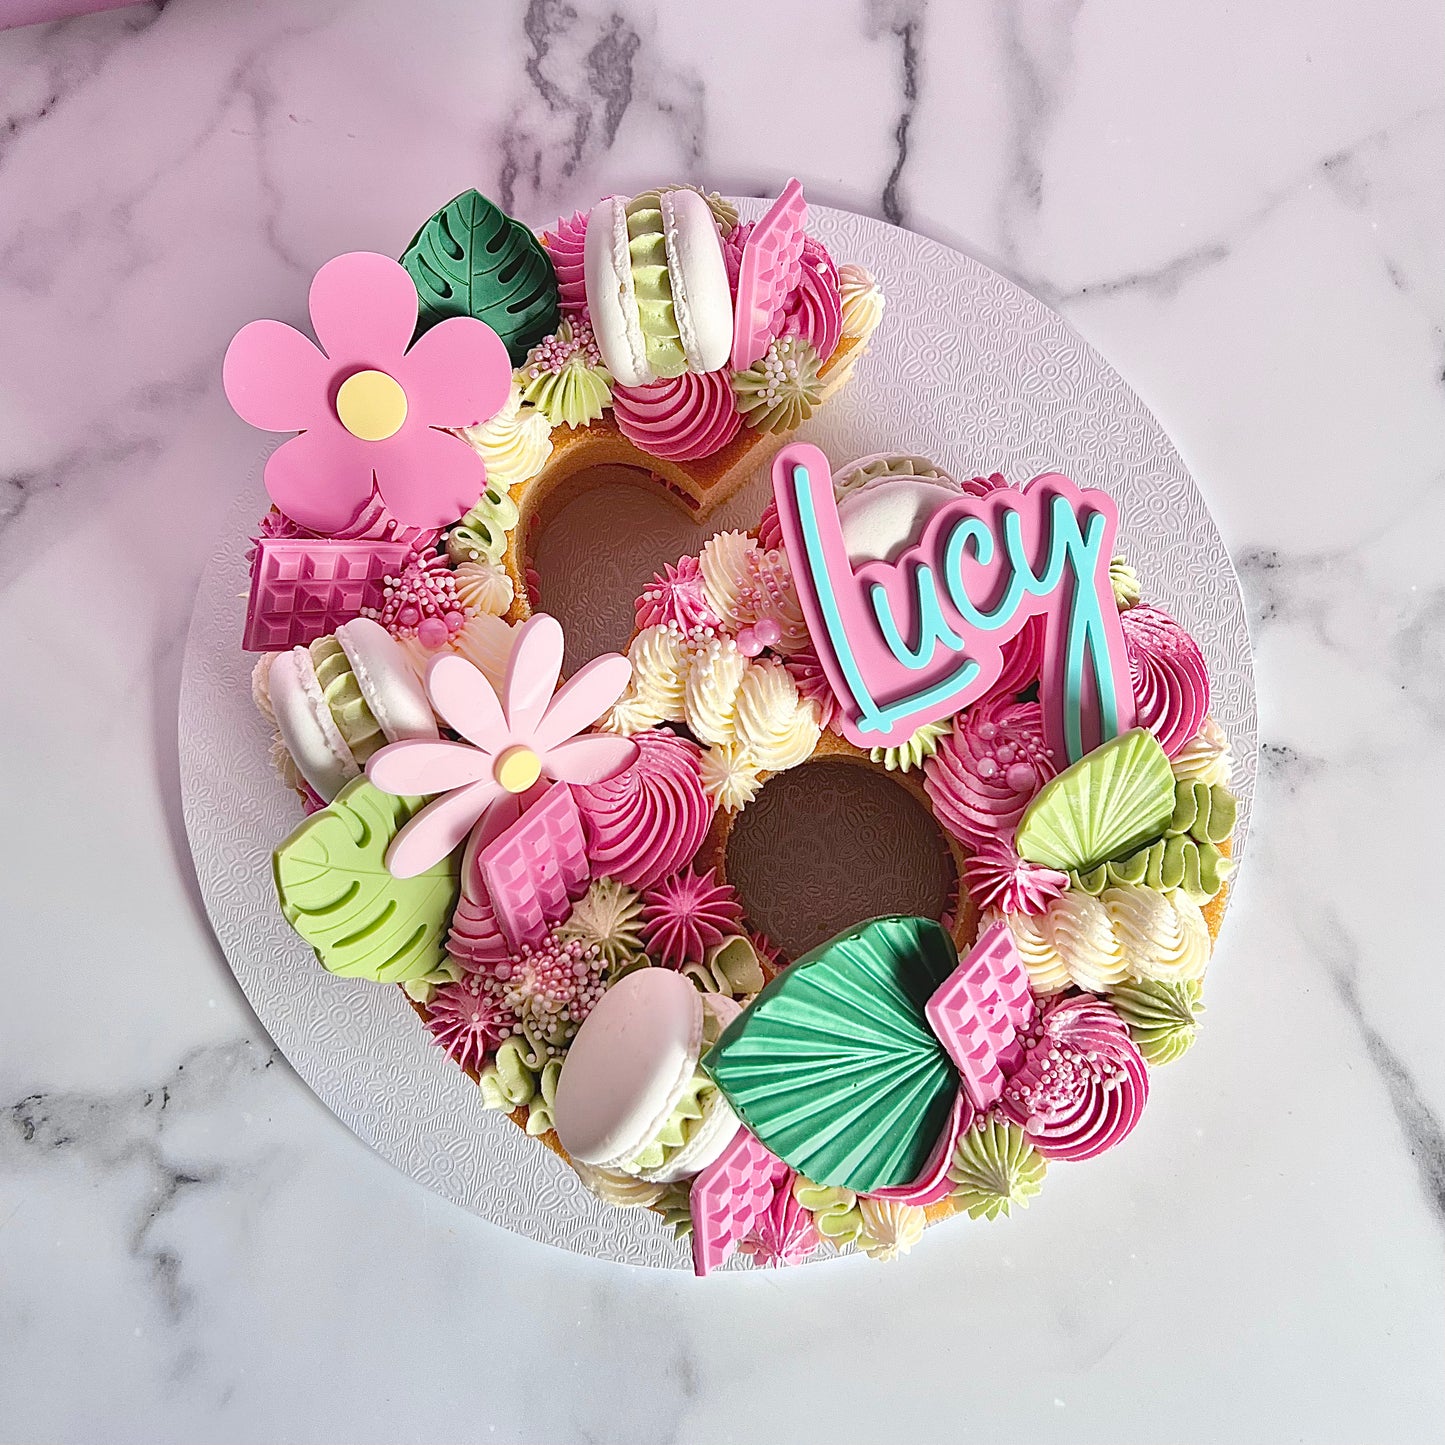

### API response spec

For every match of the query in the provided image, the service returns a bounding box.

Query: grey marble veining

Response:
[1,1,1443,1442]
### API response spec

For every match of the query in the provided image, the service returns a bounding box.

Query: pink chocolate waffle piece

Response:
[689,1128,791,1277]
[243,537,412,651]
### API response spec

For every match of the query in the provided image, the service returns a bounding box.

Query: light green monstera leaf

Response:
[702,916,959,1193]
[401,189,559,363]
[273,778,460,984]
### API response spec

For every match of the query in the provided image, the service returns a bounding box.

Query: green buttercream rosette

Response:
[1107,978,1205,1064]
[446,482,520,566]
[869,720,949,773]
[947,1115,1047,1220]
[556,878,646,967]
[732,335,823,434]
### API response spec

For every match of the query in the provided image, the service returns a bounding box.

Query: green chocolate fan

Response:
[273,778,460,984]
[1015,727,1175,873]
[401,189,559,363]
[702,916,960,1193]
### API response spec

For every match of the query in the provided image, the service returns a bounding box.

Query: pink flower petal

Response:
[373,424,487,531]
[223,320,331,431]
[504,614,565,739]
[397,315,513,428]
[384,778,503,878]
[262,429,375,534]
[425,654,508,750]
[543,734,639,786]
[532,653,634,753]
[309,251,418,365]
[366,739,492,797]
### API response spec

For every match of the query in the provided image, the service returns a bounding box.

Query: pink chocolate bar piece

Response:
[925,921,1036,1111]
[730,178,808,371]
[690,1128,790,1277]
[243,536,412,651]
[477,783,590,952]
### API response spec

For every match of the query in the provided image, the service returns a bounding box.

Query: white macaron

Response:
[834,455,964,567]
[660,187,732,374]
[267,617,437,803]
[584,188,733,387]
[553,968,741,1183]
[585,194,650,388]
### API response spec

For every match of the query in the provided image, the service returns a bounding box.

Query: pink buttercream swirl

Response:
[611,371,742,461]
[634,554,722,633]
[1120,604,1211,759]
[756,498,784,551]
[923,699,1057,849]
[783,644,841,731]
[541,209,589,316]
[570,729,716,889]
[254,498,440,554]
[448,887,511,973]
[738,1174,821,1267]
[961,837,1068,916]
[997,995,1149,1161]
[641,866,745,967]
[980,613,1045,704]
[778,235,842,362]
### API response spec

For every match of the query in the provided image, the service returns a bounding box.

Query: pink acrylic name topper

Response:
[243,536,412,651]
[689,1126,791,1277]
[925,921,1035,1111]
[476,782,591,951]
[730,178,808,371]
[771,443,1138,764]
[223,251,513,534]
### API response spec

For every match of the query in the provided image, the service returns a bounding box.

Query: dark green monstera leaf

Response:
[702,916,959,1192]
[401,189,559,362]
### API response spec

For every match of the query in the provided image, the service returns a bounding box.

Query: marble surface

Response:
[0,1,1440,1441]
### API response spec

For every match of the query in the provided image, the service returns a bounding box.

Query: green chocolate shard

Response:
[401,189,559,363]
[702,916,958,1194]
[1015,727,1175,873]
[273,778,460,984]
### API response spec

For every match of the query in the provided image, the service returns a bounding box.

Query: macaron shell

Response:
[584,195,652,388]
[838,476,965,566]
[552,967,703,1169]
[661,188,733,373]
[635,994,744,1183]
[268,646,360,802]
[334,617,439,743]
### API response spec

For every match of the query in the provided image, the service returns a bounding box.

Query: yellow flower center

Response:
[335,369,408,441]
[494,745,542,794]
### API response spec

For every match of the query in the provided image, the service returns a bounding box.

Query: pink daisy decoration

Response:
[961,836,1069,916]
[223,251,512,533]
[634,555,722,633]
[367,614,638,878]
[641,867,745,968]
[425,979,512,1074]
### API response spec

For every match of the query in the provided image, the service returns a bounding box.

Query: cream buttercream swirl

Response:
[683,636,749,746]
[611,370,742,461]
[698,740,762,812]
[699,529,759,624]
[1171,715,1233,789]
[732,658,821,771]
[570,728,716,890]
[607,623,689,733]
[452,560,514,617]
[457,380,552,491]
[838,262,885,345]
[1103,883,1211,983]
[856,1198,926,1261]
